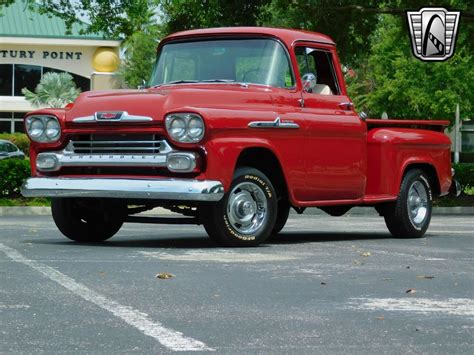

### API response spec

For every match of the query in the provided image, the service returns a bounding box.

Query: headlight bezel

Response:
[165,113,205,143]
[25,115,62,143]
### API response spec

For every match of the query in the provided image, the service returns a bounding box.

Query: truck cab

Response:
[22,27,455,246]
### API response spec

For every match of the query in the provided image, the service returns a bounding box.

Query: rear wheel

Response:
[51,198,126,243]
[203,167,277,247]
[384,169,433,238]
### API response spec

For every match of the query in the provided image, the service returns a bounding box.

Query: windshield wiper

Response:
[151,80,199,88]
[152,79,241,88]
[201,79,236,83]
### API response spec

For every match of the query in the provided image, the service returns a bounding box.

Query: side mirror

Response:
[301,73,317,93]
[137,79,148,90]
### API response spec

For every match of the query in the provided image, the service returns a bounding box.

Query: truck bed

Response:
[366,119,450,132]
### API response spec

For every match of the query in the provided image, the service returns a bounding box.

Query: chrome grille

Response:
[69,134,171,154]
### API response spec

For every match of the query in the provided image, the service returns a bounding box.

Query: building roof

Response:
[0,0,107,40]
[163,27,335,47]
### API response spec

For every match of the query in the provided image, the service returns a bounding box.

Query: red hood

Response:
[65,84,276,126]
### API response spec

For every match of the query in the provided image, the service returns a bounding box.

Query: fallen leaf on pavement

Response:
[321,282,326,285]
[360,251,371,257]
[376,316,385,320]
[406,288,416,294]
[416,275,434,279]
[156,272,174,279]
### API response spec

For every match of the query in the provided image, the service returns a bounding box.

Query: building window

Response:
[43,67,90,92]
[0,64,13,96]
[0,112,26,134]
[0,64,90,97]
[14,64,42,96]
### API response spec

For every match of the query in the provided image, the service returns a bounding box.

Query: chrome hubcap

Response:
[227,182,268,235]
[407,181,428,227]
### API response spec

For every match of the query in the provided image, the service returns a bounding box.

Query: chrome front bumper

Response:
[21,177,224,201]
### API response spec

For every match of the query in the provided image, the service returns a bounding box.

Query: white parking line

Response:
[0,243,213,352]
[349,297,474,316]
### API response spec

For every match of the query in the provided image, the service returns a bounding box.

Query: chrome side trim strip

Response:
[248,117,299,129]
[73,111,153,123]
[21,177,224,201]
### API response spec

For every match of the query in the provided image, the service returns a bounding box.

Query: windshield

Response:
[150,38,294,88]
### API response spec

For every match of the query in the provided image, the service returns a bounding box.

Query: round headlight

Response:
[169,117,186,139]
[45,118,61,140]
[188,117,204,139]
[29,119,45,139]
[26,115,61,143]
[165,113,205,143]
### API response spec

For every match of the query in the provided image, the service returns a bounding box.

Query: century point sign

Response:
[0,50,83,60]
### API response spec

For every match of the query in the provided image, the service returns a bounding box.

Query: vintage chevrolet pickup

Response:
[21,27,458,246]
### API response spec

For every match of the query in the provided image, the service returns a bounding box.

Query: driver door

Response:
[295,45,366,201]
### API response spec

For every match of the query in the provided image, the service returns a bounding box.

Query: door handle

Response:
[338,102,354,110]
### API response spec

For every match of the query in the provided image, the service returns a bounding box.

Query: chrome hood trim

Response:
[73,111,153,123]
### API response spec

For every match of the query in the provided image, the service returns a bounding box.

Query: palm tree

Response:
[22,72,81,108]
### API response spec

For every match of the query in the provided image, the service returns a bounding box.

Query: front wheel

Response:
[51,198,126,243]
[384,169,433,238]
[203,167,277,247]
[272,199,291,235]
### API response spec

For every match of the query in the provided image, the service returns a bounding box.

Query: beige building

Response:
[0,1,121,133]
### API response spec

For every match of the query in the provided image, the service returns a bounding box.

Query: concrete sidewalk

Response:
[1,206,473,217]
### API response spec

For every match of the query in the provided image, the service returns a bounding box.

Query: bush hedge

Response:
[0,158,31,197]
[453,163,474,192]
[0,133,30,156]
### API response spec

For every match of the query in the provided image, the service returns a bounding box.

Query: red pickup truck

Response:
[22,27,458,246]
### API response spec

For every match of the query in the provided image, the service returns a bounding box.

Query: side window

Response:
[295,46,341,95]
[295,47,308,76]
[7,143,17,152]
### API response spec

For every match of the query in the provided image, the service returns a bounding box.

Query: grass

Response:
[0,197,50,207]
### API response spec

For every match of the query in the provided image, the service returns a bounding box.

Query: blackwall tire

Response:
[384,169,433,238]
[272,199,290,235]
[203,167,277,247]
[51,198,126,243]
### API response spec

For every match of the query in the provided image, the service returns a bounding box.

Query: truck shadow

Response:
[27,231,392,249]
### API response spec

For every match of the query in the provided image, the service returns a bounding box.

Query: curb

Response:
[1,206,472,217]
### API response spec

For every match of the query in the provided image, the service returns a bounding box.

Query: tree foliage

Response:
[36,0,160,39]
[159,0,269,34]
[347,8,473,121]
[22,72,81,108]
[120,29,161,88]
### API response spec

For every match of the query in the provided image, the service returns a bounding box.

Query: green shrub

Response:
[460,152,474,163]
[453,163,474,192]
[0,133,30,156]
[0,158,31,197]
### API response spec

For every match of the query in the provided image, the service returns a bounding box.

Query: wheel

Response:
[203,167,277,247]
[51,198,126,243]
[384,169,433,238]
[272,199,290,234]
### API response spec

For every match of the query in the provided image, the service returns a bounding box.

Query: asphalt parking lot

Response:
[0,212,473,353]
